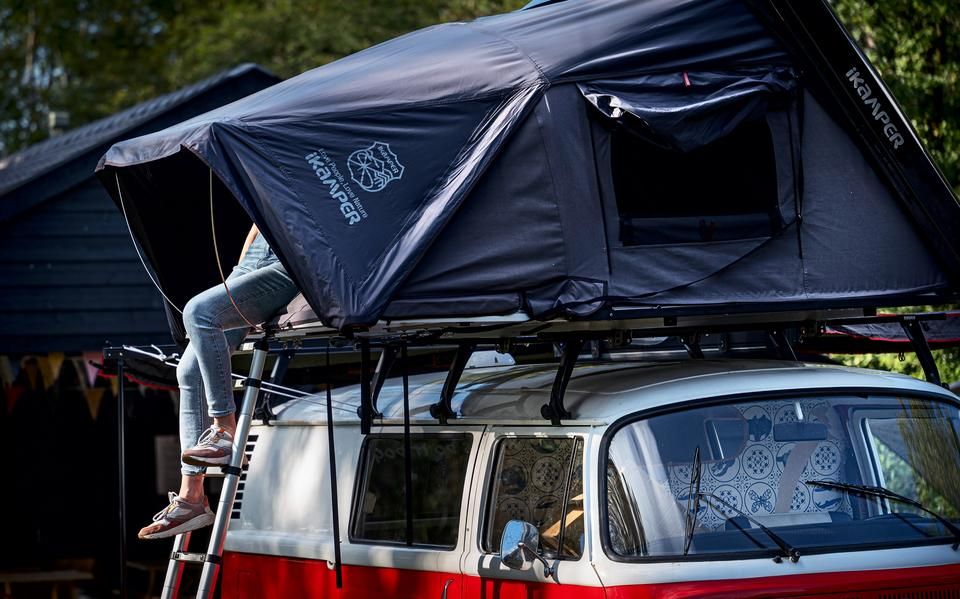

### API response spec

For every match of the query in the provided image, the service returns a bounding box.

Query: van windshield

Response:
[605,394,960,559]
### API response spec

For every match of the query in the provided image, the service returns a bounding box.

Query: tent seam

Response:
[460,20,549,84]
[530,93,569,282]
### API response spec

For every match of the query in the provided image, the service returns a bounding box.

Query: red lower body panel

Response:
[222,552,461,599]
[605,563,960,599]
[222,552,960,599]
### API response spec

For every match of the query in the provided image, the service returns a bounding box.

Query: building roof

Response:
[0,63,278,219]
[0,63,281,353]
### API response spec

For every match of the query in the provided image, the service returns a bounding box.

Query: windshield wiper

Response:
[697,492,801,563]
[806,479,960,550]
[682,446,703,556]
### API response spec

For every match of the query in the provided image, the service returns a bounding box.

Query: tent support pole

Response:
[901,319,943,386]
[401,342,414,546]
[430,343,475,424]
[542,339,584,425]
[359,340,377,434]
[325,345,343,588]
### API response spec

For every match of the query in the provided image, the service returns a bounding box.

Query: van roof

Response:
[270,359,955,426]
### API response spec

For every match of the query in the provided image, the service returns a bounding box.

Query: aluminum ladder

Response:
[159,339,269,599]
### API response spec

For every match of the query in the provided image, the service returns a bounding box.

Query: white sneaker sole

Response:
[140,512,215,540]
[182,454,231,467]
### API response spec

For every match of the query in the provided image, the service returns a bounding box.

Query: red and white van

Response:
[220,357,960,598]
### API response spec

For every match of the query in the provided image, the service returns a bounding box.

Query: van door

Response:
[338,425,483,599]
[461,426,605,598]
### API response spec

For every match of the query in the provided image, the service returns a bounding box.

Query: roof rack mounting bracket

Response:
[370,345,398,408]
[900,318,943,387]
[358,340,380,434]
[681,333,704,359]
[430,343,476,425]
[257,348,296,425]
[767,329,798,361]
[542,338,585,426]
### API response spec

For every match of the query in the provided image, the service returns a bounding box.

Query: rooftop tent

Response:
[97,0,960,335]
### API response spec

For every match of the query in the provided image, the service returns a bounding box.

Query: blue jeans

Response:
[177,236,298,475]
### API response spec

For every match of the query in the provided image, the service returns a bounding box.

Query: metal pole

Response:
[196,338,269,599]
[325,345,343,588]
[402,342,413,546]
[117,354,128,599]
[160,532,191,599]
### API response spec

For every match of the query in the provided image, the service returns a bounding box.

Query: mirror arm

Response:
[518,543,555,580]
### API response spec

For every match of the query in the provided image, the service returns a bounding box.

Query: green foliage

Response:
[831,0,960,195]
[0,0,524,156]
[1,0,956,192]
[0,0,182,154]
[833,305,959,386]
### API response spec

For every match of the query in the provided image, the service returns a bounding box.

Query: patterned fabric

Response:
[667,399,852,530]
[487,438,583,558]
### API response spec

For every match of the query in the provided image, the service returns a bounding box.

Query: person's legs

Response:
[140,260,297,540]
[177,262,297,470]
[181,262,297,420]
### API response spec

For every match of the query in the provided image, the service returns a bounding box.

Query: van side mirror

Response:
[500,520,555,579]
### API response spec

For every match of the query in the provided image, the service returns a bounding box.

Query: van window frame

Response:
[597,387,960,563]
[480,434,587,562]
[348,432,474,551]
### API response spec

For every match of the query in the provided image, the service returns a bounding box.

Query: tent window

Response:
[351,434,472,548]
[611,119,780,245]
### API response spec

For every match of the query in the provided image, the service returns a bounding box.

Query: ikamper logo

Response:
[304,148,368,226]
[347,141,404,193]
[845,67,905,150]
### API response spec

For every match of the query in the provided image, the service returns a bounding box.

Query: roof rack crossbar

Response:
[900,319,943,387]
[542,338,585,426]
[429,343,476,425]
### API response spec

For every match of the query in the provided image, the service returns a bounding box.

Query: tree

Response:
[0,0,184,156]
[831,0,960,195]
[0,0,526,156]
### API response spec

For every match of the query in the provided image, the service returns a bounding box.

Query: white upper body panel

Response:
[227,358,960,585]
[272,358,955,426]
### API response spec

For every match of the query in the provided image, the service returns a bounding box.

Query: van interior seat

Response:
[665,398,854,531]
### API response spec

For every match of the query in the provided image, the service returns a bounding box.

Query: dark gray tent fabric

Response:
[579,67,797,151]
[98,0,959,333]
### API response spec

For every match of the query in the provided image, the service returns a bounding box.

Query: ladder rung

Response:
[171,551,221,565]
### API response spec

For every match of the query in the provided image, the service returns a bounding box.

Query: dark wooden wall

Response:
[0,65,280,354]
[0,177,169,352]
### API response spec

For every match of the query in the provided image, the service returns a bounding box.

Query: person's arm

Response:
[238,224,259,263]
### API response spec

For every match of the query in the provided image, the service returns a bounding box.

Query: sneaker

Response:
[138,492,214,540]
[182,425,234,467]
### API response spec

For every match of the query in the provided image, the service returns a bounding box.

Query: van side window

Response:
[352,434,472,548]
[484,437,584,559]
